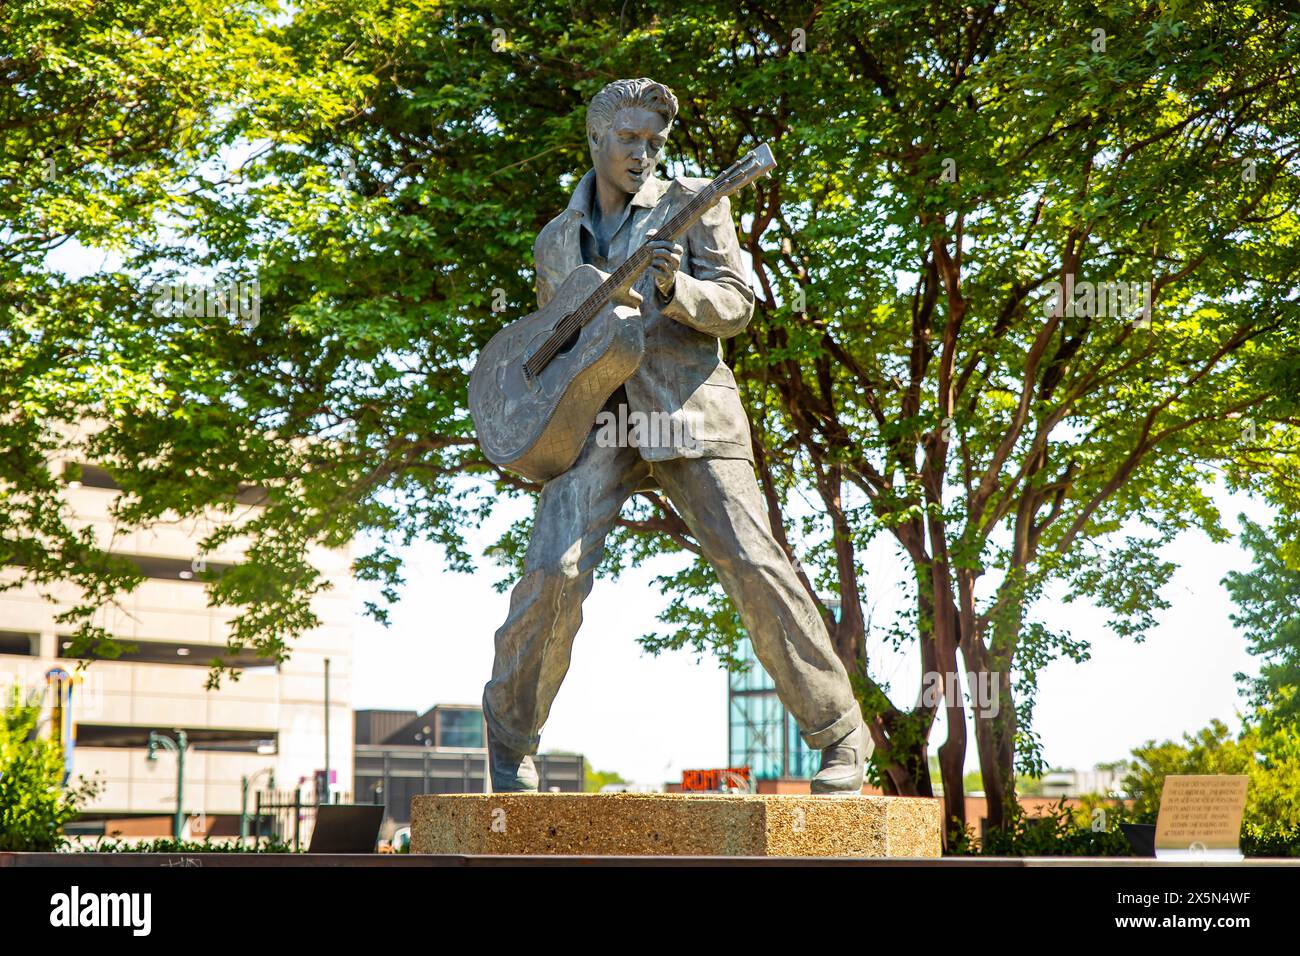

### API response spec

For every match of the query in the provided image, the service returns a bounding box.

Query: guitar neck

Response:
[523,181,726,378]
[523,142,774,381]
[596,182,722,299]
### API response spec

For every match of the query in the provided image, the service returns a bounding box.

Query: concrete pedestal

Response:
[409,792,942,858]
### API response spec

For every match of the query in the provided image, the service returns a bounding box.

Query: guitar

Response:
[469,143,776,483]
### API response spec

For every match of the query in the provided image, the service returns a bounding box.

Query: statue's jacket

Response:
[532,168,757,463]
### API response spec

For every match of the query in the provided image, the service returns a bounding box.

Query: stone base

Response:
[409,793,942,858]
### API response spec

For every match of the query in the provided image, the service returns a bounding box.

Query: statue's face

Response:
[590,106,670,196]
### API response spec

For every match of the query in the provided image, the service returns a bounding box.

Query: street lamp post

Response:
[146,730,190,841]
[240,767,276,845]
[323,657,330,803]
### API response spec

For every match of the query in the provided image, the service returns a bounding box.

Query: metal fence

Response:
[353,747,585,831]
[252,788,356,851]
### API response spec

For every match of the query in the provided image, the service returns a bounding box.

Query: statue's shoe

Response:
[488,730,539,792]
[810,721,869,794]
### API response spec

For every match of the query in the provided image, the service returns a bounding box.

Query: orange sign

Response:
[681,767,751,791]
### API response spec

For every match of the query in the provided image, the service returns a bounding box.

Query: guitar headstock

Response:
[712,143,777,197]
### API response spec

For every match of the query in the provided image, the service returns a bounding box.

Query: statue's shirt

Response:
[532,168,757,462]
[579,192,637,269]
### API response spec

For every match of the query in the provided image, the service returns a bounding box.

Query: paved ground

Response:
[3,852,1297,867]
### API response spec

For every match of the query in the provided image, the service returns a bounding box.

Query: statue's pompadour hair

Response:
[586,78,679,144]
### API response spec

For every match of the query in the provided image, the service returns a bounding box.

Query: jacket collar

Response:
[566,168,668,226]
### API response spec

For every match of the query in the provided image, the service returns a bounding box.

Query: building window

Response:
[124,554,234,582]
[727,597,843,780]
[57,635,272,669]
[74,724,277,751]
[64,463,121,490]
[63,462,267,505]
[436,708,485,748]
[0,631,37,656]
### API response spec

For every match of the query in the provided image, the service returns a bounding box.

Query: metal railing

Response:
[251,788,354,851]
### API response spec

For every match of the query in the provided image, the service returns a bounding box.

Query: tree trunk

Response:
[929,590,967,840]
[965,628,1019,832]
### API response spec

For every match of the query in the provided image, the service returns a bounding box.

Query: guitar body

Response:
[469,143,776,483]
[468,264,645,483]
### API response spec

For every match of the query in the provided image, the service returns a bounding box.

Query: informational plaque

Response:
[1154,774,1249,861]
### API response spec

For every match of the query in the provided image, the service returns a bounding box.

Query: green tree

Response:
[15,0,1300,839]
[0,0,277,652]
[0,685,101,851]
[1222,515,1300,732]
[1121,715,1300,836]
[1016,774,1045,797]
[583,762,630,792]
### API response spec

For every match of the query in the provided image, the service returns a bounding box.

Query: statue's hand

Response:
[612,285,643,309]
[645,229,683,297]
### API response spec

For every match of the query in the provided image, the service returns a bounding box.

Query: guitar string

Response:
[522,176,733,377]
[524,183,717,375]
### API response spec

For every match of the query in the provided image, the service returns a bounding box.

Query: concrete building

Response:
[728,634,823,781]
[1038,767,1126,799]
[355,705,584,838]
[728,597,844,783]
[0,456,354,839]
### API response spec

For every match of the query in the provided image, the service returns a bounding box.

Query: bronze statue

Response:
[478,78,869,793]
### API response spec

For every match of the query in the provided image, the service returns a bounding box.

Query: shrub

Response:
[949,798,1139,857]
[946,712,1300,857]
[0,684,101,851]
[83,836,296,853]
[1242,822,1300,858]
[1123,715,1300,833]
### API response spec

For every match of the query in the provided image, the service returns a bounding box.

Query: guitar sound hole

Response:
[553,323,581,357]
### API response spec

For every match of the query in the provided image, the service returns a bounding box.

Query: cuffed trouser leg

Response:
[653,455,861,750]
[482,428,648,755]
